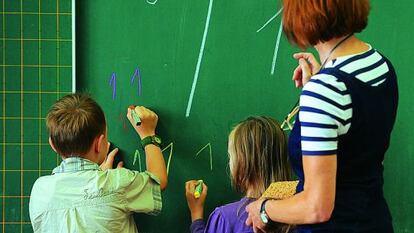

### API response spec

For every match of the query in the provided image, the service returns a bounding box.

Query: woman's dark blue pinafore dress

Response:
[288,56,398,233]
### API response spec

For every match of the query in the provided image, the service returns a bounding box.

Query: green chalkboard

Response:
[76,1,414,232]
[0,0,73,232]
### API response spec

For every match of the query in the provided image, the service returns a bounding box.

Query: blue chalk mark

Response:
[131,69,137,85]
[109,72,117,100]
[138,68,142,96]
[130,68,142,96]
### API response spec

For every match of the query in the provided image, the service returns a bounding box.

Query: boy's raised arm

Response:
[126,106,168,191]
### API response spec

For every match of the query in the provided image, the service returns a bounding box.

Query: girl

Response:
[185,116,294,233]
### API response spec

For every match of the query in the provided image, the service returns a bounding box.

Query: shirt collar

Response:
[52,157,101,174]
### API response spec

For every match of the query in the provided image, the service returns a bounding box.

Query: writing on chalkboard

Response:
[127,141,214,175]
[130,67,142,96]
[185,0,214,118]
[256,7,284,75]
[133,149,142,171]
[162,142,174,175]
[109,67,143,100]
[109,72,117,100]
[196,142,213,171]
[146,0,158,5]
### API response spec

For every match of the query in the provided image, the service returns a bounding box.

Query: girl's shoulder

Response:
[207,198,254,232]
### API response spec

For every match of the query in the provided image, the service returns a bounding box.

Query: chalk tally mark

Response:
[161,142,174,175]
[109,72,117,100]
[256,7,284,76]
[185,0,214,117]
[133,149,142,172]
[271,20,284,75]
[130,68,142,96]
[256,7,283,33]
[195,142,213,171]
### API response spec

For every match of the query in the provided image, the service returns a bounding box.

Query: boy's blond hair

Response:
[46,93,106,157]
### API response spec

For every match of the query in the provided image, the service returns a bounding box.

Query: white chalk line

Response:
[185,0,214,117]
[195,142,213,171]
[146,0,157,5]
[256,7,283,33]
[271,20,283,76]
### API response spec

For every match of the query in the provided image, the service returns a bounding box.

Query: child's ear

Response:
[95,134,105,153]
[48,137,58,153]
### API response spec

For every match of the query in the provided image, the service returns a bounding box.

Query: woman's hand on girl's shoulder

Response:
[245,199,267,232]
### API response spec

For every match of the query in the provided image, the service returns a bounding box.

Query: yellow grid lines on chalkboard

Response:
[55,0,60,169]
[0,170,52,173]
[0,196,29,198]
[1,0,73,231]
[1,12,70,16]
[38,0,42,182]
[19,1,24,231]
[2,0,5,231]
[0,38,71,42]
[0,117,46,120]
[0,90,71,94]
[0,64,71,67]
[0,143,49,146]
[0,222,31,224]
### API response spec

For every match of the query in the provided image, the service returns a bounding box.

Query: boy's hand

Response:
[185,180,208,221]
[100,143,123,171]
[127,106,158,139]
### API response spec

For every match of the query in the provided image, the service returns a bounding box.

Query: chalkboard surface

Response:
[76,1,414,232]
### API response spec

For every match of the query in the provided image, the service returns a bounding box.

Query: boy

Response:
[29,93,167,233]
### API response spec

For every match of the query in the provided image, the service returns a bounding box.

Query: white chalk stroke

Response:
[195,142,213,171]
[271,20,284,75]
[256,7,283,33]
[256,7,284,75]
[146,0,158,5]
[185,0,214,117]
[162,142,174,175]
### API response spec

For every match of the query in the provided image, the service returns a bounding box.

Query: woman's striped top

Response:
[299,46,391,155]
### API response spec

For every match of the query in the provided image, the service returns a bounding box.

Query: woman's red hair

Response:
[282,0,370,49]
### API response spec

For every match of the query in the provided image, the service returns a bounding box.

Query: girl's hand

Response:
[185,180,208,221]
[292,52,321,88]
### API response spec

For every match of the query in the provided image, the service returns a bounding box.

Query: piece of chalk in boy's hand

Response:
[129,105,141,126]
[194,180,203,199]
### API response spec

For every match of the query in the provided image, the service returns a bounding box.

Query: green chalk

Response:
[131,109,141,126]
[194,180,203,199]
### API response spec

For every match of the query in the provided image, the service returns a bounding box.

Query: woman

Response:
[245,0,398,232]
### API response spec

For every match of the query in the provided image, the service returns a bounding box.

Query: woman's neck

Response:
[315,35,369,65]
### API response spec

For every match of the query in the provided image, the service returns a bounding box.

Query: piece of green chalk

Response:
[194,180,203,199]
[131,109,141,126]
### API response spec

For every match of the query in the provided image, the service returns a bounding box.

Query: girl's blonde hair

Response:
[228,116,292,198]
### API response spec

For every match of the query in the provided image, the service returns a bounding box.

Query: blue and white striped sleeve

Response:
[299,73,352,155]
